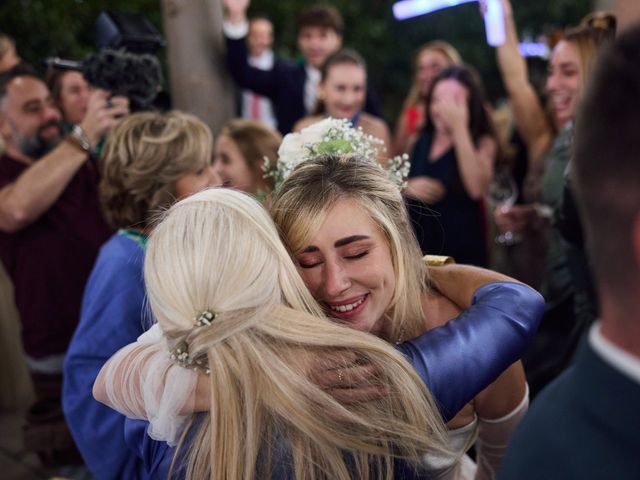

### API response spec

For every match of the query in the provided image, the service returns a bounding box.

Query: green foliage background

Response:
[1,0,594,124]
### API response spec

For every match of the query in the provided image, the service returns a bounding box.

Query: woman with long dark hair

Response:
[405,66,498,266]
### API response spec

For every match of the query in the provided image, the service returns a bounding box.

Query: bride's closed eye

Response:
[298,260,322,269]
[297,254,323,269]
[344,250,369,260]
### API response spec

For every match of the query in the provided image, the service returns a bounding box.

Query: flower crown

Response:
[263,118,410,191]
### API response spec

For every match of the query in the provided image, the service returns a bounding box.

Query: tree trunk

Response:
[161,0,236,135]
[614,0,640,31]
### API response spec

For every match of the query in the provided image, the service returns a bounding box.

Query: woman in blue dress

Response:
[405,66,498,267]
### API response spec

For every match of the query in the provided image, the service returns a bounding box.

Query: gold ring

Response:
[337,368,345,383]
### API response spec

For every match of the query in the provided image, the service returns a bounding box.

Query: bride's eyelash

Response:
[298,261,321,269]
[345,251,368,260]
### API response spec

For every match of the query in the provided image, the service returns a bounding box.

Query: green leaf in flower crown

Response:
[315,139,354,156]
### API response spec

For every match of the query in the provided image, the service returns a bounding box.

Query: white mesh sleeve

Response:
[474,384,530,480]
[94,324,198,445]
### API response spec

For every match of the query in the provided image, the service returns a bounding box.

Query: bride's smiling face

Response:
[294,198,396,335]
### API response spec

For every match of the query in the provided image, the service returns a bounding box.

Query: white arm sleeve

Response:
[474,384,530,480]
[94,324,198,446]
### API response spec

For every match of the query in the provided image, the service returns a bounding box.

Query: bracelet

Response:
[423,255,455,266]
[66,124,93,155]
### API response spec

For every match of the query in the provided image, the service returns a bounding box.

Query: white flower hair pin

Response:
[263,118,410,191]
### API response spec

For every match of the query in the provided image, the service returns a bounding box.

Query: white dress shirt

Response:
[590,322,640,384]
[304,65,321,115]
[242,50,277,129]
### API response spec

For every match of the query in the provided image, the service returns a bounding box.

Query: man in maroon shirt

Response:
[0,64,128,370]
[0,66,129,463]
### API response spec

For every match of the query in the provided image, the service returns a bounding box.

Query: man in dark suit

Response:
[499,23,640,480]
[222,0,381,134]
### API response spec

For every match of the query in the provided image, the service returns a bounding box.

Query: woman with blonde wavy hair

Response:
[96,187,452,479]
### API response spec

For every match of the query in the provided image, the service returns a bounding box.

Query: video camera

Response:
[45,12,165,112]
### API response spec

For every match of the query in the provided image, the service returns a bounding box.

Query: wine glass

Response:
[488,171,521,246]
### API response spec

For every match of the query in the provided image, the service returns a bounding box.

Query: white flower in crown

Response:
[264,117,409,191]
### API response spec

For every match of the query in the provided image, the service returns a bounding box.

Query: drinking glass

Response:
[488,171,521,246]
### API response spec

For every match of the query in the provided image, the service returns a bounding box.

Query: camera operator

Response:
[0,63,129,467]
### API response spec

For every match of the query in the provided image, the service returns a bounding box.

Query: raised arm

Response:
[492,0,553,169]
[222,0,282,99]
[0,90,128,232]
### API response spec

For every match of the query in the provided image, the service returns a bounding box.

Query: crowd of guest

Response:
[1,0,639,478]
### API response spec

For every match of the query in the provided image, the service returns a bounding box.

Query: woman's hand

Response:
[494,204,539,233]
[80,89,129,148]
[436,92,469,136]
[223,0,250,24]
[405,176,447,204]
[296,350,388,404]
[478,0,513,19]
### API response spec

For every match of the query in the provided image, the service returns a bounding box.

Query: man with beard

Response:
[0,64,128,467]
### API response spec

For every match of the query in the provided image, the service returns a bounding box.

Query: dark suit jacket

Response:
[225,36,382,134]
[499,340,640,479]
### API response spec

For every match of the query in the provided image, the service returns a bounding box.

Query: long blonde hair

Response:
[270,155,428,343]
[144,188,448,479]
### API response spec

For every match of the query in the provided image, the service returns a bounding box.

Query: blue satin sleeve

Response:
[396,282,545,421]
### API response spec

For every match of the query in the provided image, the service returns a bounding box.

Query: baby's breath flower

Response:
[264,117,410,191]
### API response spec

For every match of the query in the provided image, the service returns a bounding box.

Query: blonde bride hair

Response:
[270,154,429,344]
[144,188,448,479]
